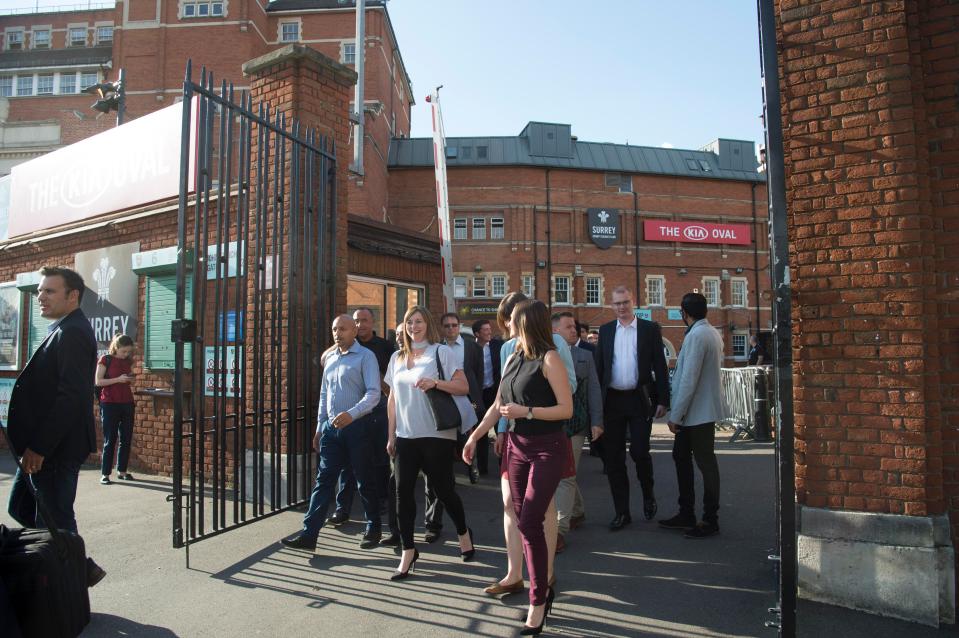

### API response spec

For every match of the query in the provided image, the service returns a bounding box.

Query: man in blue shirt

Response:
[281,314,382,551]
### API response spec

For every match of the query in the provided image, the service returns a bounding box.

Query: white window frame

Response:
[553,275,571,306]
[68,25,87,48]
[471,217,486,240]
[702,277,720,307]
[453,275,468,299]
[490,273,507,298]
[16,75,33,97]
[730,277,747,307]
[521,274,535,298]
[731,332,748,360]
[36,74,53,96]
[31,27,51,50]
[6,29,24,51]
[585,275,603,306]
[490,217,505,240]
[472,275,487,298]
[453,218,467,240]
[95,24,113,44]
[646,275,665,307]
[341,40,356,65]
[0,76,12,98]
[279,19,301,43]
[180,1,226,18]
[58,72,77,95]
[80,72,99,92]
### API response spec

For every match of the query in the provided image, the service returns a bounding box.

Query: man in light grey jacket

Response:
[659,293,724,539]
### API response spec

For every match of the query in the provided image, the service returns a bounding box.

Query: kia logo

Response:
[683,225,708,241]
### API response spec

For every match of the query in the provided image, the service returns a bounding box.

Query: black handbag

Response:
[427,346,461,432]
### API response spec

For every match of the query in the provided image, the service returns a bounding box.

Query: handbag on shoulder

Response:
[427,346,462,432]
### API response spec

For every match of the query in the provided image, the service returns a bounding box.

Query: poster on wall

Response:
[205,346,242,397]
[0,377,14,426]
[0,282,19,370]
[75,242,140,352]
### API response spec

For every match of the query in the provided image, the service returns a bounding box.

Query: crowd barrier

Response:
[718,366,773,442]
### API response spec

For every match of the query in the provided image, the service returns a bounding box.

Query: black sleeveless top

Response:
[500,352,563,436]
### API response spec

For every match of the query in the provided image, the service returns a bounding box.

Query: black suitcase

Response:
[0,428,91,638]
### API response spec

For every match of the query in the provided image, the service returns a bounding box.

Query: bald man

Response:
[281,315,382,552]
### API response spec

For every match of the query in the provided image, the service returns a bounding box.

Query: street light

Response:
[82,68,125,125]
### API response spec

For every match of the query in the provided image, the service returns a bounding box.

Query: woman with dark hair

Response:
[466,300,572,635]
[385,305,476,580]
[95,333,136,484]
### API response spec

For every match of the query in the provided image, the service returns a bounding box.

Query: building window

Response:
[605,173,632,193]
[646,275,664,306]
[96,26,113,44]
[36,74,53,95]
[0,76,12,98]
[59,72,76,94]
[342,42,356,65]
[491,274,507,298]
[476,146,488,159]
[453,276,467,299]
[280,21,299,42]
[731,278,747,307]
[553,276,570,305]
[80,72,98,92]
[6,30,23,50]
[522,274,534,298]
[732,333,748,360]
[490,217,504,240]
[585,276,602,306]
[69,27,86,47]
[472,276,487,298]
[183,2,224,18]
[16,76,32,97]
[453,218,467,240]
[702,277,720,307]
[472,217,486,240]
[32,29,50,49]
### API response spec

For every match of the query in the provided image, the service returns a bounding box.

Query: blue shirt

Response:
[496,333,577,433]
[317,341,381,430]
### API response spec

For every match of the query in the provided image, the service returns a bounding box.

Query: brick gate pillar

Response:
[243,44,356,318]
[775,0,957,626]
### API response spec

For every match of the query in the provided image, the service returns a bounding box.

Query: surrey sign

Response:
[588,208,620,249]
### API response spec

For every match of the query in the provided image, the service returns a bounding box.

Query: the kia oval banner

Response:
[643,220,751,245]
[588,208,620,249]
[8,98,198,238]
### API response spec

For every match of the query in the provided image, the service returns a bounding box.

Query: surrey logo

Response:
[598,210,609,223]
[588,207,619,250]
[92,257,116,306]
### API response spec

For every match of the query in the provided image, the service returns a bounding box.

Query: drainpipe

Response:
[633,190,640,301]
[546,168,552,312]
[351,0,365,174]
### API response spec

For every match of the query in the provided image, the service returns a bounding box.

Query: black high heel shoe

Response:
[519,586,555,636]
[390,548,420,581]
[460,528,476,562]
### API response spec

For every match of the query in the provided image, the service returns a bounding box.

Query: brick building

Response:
[389,124,770,364]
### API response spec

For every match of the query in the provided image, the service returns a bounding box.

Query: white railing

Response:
[0,2,115,16]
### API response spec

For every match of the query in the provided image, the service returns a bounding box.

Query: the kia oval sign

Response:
[644,220,751,246]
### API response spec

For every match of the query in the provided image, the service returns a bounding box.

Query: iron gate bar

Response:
[173,62,336,552]
[758,1,797,636]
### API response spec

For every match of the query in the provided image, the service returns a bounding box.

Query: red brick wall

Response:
[775,0,958,537]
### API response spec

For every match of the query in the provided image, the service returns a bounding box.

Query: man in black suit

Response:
[6,266,106,585]
[472,318,502,476]
[423,313,484,542]
[575,322,596,353]
[594,286,669,530]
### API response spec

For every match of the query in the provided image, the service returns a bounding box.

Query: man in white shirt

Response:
[594,286,669,530]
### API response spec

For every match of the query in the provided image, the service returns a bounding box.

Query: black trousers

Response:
[672,422,720,524]
[395,436,468,550]
[603,389,654,516]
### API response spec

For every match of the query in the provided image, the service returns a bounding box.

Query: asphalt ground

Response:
[0,424,955,637]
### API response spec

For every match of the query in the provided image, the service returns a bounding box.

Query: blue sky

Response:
[0,1,767,152]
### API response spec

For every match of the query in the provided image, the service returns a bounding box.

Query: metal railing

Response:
[718,365,773,442]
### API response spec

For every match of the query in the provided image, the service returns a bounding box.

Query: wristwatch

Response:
[526,406,533,420]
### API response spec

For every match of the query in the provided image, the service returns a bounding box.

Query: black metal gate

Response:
[170,62,337,558]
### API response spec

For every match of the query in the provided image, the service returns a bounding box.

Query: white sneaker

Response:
[100,475,111,485]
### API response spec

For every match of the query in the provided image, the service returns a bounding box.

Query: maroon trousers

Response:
[506,429,567,606]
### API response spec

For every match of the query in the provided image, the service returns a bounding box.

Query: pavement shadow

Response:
[85,613,181,637]
[104,479,173,494]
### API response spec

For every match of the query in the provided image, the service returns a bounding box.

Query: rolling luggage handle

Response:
[0,424,69,553]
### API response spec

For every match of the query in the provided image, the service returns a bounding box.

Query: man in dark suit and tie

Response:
[472,318,502,476]
[594,286,670,530]
[6,266,106,585]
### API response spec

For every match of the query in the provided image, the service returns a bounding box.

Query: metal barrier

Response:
[718,366,773,442]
